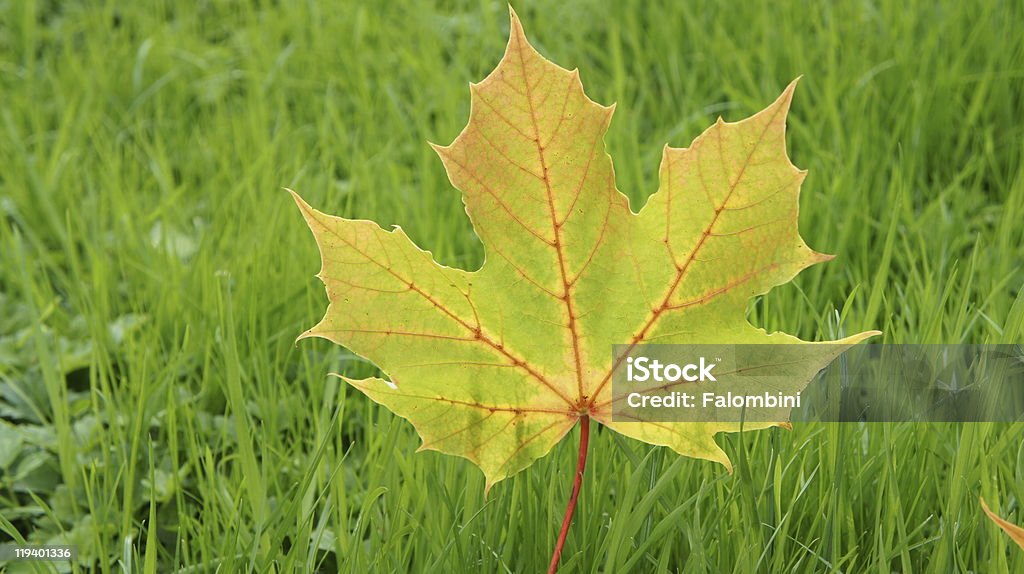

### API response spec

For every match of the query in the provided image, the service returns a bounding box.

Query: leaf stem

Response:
[548,415,590,574]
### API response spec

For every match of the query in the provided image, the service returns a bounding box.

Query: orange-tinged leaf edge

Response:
[981,497,1024,550]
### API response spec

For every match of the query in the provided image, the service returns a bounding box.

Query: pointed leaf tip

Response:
[777,78,799,110]
[815,252,837,263]
[289,189,320,224]
[286,188,306,207]
[507,5,526,41]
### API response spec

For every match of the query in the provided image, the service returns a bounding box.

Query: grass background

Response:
[1,0,1022,571]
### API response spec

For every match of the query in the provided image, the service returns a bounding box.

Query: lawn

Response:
[1,0,1022,572]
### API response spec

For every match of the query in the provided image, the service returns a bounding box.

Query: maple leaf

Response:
[291,8,877,491]
[981,497,1024,550]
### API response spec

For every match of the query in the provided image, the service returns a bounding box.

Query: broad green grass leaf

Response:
[292,8,877,489]
[981,497,1024,550]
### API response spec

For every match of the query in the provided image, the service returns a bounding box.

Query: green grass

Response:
[1,0,1023,572]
